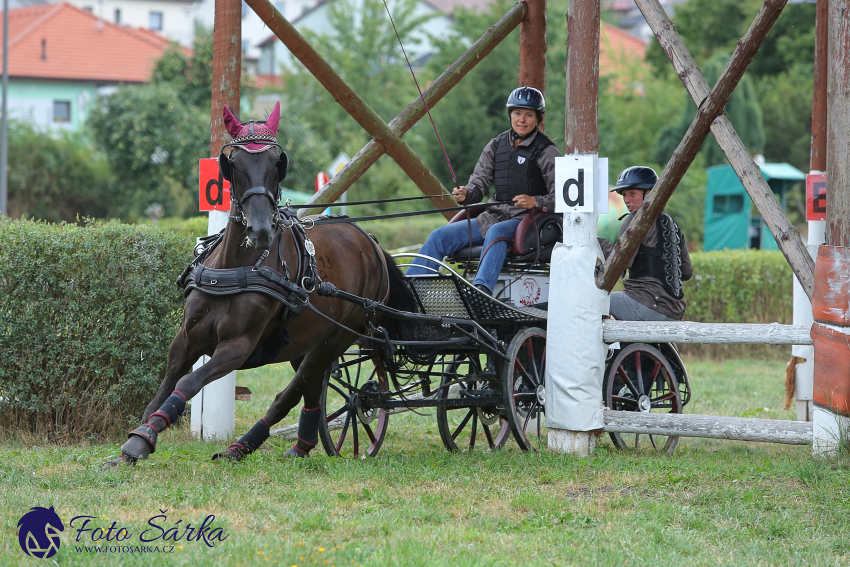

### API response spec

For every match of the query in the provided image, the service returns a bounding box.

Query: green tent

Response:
[703,163,805,251]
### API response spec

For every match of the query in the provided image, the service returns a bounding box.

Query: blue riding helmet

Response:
[612,166,658,194]
[506,87,546,115]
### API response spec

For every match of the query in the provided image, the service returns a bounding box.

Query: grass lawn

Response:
[2,356,848,566]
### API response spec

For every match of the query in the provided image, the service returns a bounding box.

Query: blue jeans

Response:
[406,218,521,292]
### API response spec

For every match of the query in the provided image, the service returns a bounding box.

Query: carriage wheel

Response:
[319,349,389,458]
[603,343,682,455]
[436,354,511,453]
[502,327,547,451]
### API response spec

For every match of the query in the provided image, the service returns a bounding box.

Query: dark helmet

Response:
[506,87,545,115]
[612,166,658,194]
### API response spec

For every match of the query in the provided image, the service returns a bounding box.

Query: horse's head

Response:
[219,102,289,250]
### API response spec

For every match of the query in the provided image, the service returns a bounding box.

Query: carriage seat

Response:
[445,206,562,263]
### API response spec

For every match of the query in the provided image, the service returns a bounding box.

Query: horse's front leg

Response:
[140,329,195,424]
[108,333,261,466]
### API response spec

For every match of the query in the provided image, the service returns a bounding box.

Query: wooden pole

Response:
[603,411,813,445]
[811,0,850,454]
[564,0,599,155]
[519,0,547,93]
[301,2,527,217]
[602,321,812,345]
[597,0,805,294]
[192,0,242,442]
[810,0,829,172]
[246,0,453,217]
[209,0,241,157]
[546,0,604,457]
[825,1,849,247]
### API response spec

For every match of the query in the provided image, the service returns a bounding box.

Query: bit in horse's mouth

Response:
[242,236,252,247]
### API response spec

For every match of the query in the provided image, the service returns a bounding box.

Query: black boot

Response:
[475,284,491,296]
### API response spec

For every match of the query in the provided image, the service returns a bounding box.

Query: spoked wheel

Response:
[502,327,547,451]
[319,349,389,458]
[603,343,682,455]
[436,353,511,453]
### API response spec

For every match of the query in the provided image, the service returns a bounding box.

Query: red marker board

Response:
[806,173,826,221]
[199,158,231,211]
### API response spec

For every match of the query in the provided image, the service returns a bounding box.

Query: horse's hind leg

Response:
[212,348,331,462]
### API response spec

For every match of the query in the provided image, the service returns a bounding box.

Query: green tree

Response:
[645,0,816,79]
[88,84,209,220]
[654,53,764,167]
[6,121,114,222]
[755,63,813,171]
[151,25,215,109]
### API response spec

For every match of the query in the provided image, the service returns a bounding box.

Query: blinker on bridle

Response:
[218,137,290,226]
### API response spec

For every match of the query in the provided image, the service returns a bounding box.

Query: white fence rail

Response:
[602,321,812,345]
[603,410,813,445]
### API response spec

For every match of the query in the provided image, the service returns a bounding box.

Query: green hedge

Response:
[681,249,793,358]
[0,219,796,439]
[0,218,194,440]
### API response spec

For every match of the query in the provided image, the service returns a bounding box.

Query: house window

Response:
[274,0,286,15]
[712,194,744,216]
[149,12,163,31]
[114,8,121,24]
[82,6,93,12]
[242,0,248,18]
[53,101,71,123]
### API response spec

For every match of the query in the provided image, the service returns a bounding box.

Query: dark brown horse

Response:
[108,103,417,465]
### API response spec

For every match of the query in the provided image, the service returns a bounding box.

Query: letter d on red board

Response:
[199,158,231,212]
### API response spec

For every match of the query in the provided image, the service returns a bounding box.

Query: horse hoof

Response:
[121,435,153,460]
[211,446,243,462]
[283,446,309,459]
[103,452,138,468]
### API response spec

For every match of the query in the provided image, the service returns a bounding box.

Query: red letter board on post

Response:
[806,173,826,221]
[199,158,231,211]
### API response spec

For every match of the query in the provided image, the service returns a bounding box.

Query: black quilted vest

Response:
[629,212,685,300]
[493,130,555,202]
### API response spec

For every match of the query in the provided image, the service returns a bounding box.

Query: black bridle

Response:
[218,132,290,225]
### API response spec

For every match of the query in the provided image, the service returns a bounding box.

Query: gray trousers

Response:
[609,291,676,321]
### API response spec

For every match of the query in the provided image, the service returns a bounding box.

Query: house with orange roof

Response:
[0,3,180,131]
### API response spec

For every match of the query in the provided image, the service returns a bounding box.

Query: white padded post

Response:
[791,220,824,421]
[189,210,236,441]
[545,212,609,455]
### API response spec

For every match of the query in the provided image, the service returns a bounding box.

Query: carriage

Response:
[313,209,693,457]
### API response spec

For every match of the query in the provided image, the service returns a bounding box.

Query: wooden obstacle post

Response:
[792,0,829,423]
[545,0,607,456]
[519,0,546,131]
[811,0,850,455]
[190,0,241,442]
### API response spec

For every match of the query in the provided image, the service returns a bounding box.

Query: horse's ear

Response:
[223,105,242,138]
[219,152,232,182]
[266,102,281,135]
[277,149,289,182]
